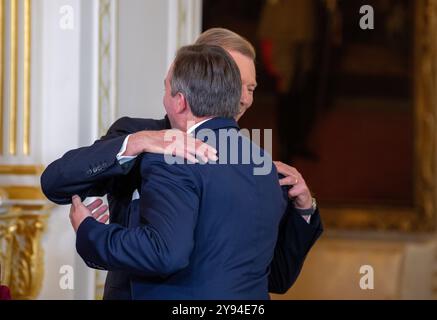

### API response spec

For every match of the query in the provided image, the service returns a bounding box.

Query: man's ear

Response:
[175,92,189,114]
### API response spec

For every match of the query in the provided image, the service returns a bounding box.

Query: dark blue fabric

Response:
[76,118,289,299]
[41,116,323,299]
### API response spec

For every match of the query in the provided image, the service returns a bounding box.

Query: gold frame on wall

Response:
[0,210,49,300]
[322,0,437,232]
[0,165,44,175]
[0,164,52,299]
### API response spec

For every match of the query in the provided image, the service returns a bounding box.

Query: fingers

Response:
[274,161,289,176]
[194,139,218,163]
[173,135,218,163]
[288,185,305,198]
[152,130,217,163]
[72,196,104,211]
[187,136,218,163]
[273,161,284,172]
[185,152,200,164]
[91,204,108,220]
[174,149,199,164]
[91,199,109,224]
[289,187,313,209]
[274,161,297,177]
[279,175,299,187]
[273,162,314,206]
[86,199,104,212]
[72,195,83,207]
[274,161,303,186]
[72,196,109,224]
[98,214,109,224]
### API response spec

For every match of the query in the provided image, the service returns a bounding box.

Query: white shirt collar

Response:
[187,118,213,135]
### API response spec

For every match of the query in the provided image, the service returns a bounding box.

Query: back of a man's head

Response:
[195,28,256,61]
[171,44,242,119]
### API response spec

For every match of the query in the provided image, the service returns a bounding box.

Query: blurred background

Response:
[0,0,436,300]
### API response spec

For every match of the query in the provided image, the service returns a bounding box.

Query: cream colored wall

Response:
[271,234,437,300]
[116,0,202,120]
[38,0,96,300]
[35,0,203,300]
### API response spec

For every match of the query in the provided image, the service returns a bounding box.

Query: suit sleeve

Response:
[40,117,164,205]
[75,158,200,277]
[268,201,323,294]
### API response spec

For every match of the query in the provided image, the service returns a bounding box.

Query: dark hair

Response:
[171,44,242,118]
[195,28,256,61]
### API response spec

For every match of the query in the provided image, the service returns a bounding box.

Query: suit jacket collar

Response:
[163,116,238,133]
[193,117,239,135]
[164,115,171,129]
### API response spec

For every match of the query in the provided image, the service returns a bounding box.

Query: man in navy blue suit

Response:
[41,28,323,299]
[69,44,292,299]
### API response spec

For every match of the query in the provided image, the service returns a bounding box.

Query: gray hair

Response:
[170,44,242,119]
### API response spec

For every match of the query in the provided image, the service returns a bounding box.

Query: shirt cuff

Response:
[294,207,315,224]
[301,215,312,224]
[117,135,137,165]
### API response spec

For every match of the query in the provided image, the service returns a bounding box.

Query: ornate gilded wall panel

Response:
[0,210,49,299]
[99,0,118,137]
[0,0,33,157]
